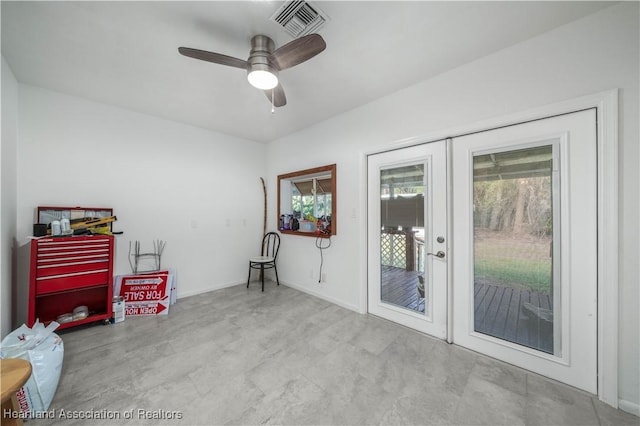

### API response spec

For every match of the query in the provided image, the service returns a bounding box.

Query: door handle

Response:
[427,251,445,259]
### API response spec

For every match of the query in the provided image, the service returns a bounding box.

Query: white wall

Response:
[1,57,19,338]
[16,85,267,299]
[267,2,639,410]
[6,0,638,412]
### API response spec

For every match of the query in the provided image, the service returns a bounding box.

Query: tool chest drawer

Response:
[28,235,114,330]
[36,269,110,294]
[35,239,111,279]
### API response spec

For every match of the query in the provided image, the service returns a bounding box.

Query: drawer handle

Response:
[38,259,108,269]
[36,269,109,281]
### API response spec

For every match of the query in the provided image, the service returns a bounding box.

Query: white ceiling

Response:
[1,1,614,143]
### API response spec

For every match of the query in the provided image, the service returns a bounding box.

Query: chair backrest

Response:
[261,232,280,260]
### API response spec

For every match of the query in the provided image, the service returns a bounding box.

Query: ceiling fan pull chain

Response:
[271,90,275,114]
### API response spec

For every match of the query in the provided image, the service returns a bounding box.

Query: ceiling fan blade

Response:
[264,84,287,108]
[270,34,326,71]
[178,47,248,70]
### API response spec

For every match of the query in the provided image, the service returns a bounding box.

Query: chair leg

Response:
[274,264,280,286]
[247,263,252,288]
[261,265,265,292]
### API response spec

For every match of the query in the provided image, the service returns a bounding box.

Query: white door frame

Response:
[359,89,619,407]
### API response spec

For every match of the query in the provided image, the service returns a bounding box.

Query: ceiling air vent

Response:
[270,1,328,38]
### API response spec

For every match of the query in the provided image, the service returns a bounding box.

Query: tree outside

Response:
[473,147,554,294]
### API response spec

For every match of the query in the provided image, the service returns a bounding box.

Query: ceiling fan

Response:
[178,34,326,108]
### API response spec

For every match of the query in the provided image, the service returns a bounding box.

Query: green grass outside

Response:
[474,257,551,293]
[473,230,552,293]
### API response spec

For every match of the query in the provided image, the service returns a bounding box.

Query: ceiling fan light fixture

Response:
[180,32,325,108]
[247,66,278,90]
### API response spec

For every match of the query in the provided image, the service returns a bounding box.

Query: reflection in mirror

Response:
[277,164,336,237]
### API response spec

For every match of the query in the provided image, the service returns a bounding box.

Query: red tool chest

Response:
[28,235,114,330]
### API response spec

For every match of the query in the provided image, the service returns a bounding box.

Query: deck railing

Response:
[381,229,424,273]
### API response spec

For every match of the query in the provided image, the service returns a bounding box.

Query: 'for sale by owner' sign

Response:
[114,270,175,316]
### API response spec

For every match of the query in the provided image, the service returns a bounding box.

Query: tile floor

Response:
[33,283,638,425]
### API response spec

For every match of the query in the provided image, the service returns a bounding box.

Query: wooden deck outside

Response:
[380,266,553,353]
[475,281,553,353]
[381,266,425,313]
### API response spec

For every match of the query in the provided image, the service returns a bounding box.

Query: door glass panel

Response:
[473,145,556,354]
[380,164,426,314]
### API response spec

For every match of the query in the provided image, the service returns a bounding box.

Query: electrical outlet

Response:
[321,273,327,282]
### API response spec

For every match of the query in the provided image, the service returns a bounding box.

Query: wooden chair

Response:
[247,232,280,292]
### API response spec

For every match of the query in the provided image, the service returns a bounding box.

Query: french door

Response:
[367,109,598,393]
[367,141,448,339]
[451,110,597,393]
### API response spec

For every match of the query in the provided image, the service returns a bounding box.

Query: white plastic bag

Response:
[1,320,64,416]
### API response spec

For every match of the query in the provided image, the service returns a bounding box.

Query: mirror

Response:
[277,164,336,237]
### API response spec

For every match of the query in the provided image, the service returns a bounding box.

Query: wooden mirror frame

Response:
[277,164,336,238]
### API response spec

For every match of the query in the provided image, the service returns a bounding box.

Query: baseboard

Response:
[281,280,361,313]
[174,278,364,316]
[619,399,640,417]
[175,280,361,315]
[176,280,245,299]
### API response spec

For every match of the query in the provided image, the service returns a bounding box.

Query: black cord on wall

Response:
[316,234,332,283]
